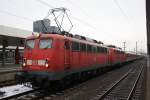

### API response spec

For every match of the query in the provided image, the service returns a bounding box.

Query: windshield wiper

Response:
[26,45,31,49]
[43,45,50,49]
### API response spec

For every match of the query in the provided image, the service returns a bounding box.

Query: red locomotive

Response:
[16,32,139,88]
[15,8,140,88]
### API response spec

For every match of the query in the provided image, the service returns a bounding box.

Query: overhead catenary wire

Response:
[56,0,105,32]
[36,0,104,33]
[112,0,138,51]
[67,0,136,36]
[65,0,102,31]
[36,0,54,9]
[112,0,131,24]
[69,15,98,31]
[65,0,92,19]
[113,0,128,18]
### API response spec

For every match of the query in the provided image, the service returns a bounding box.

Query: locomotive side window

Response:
[103,48,105,53]
[100,47,104,53]
[97,47,100,53]
[80,43,86,52]
[101,48,104,53]
[25,40,35,49]
[87,45,92,52]
[99,47,101,53]
[98,47,107,54]
[115,50,122,54]
[121,51,124,54]
[39,39,52,49]
[72,42,80,51]
[104,48,107,53]
[92,46,97,53]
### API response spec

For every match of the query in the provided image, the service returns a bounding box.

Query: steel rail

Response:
[97,63,143,100]
[97,68,133,100]
[126,65,144,100]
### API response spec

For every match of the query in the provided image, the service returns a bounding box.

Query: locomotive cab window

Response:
[39,39,52,49]
[25,39,35,49]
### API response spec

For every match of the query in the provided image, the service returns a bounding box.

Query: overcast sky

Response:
[0,0,146,53]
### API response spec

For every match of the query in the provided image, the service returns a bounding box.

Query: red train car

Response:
[16,33,138,88]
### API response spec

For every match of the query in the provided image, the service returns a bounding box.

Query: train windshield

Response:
[25,39,35,49]
[39,39,52,49]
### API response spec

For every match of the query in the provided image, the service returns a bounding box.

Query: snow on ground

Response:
[0,84,32,99]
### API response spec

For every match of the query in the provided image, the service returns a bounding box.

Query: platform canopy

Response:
[0,25,31,47]
[0,25,32,65]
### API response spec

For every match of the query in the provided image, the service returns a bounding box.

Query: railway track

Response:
[91,60,145,100]
[47,59,146,100]
[0,59,146,100]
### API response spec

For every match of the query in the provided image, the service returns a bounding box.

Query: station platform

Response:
[0,64,21,83]
[0,64,21,73]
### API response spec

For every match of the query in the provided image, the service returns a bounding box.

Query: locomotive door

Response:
[64,39,71,70]
[108,48,114,65]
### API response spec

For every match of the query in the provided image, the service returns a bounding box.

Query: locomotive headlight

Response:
[22,58,26,67]
[23,62,26,67]
[36,33,40,37]
[45,63,49,68]
[45,58,49,68]
[32,32,41,38]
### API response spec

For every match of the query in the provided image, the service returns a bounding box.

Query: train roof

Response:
[26,32,126,52]
[26,33,108,48]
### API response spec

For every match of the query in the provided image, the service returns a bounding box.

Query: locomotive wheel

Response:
[31,81,39,88]
[42,80,51,90]
[53,80,65,90]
